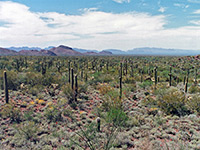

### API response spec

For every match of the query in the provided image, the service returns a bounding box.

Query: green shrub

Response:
[44,105,62,122]
[157,87,190,116]
[0,103,21,123]
[139,80,153,89]
[188,85,200,94]
[15,121,40,142]
[62,83,74,103]
[186,95,200,114]
[106,107,128,127]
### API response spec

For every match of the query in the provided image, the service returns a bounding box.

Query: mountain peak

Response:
[58,45,73,50]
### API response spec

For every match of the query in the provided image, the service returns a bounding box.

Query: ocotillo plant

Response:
[4,71,9,103]
[71,68,74,90]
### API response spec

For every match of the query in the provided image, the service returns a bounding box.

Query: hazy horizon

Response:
[1,0,200,50]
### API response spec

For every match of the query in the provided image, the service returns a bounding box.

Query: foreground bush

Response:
[157,87,190,116]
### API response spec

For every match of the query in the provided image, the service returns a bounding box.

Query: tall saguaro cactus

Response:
[4,71,9,103]
[169,67,172,86]
[119,77,122,100]
[68,61,71,83]
[71,68,74,90]
[154,67,157,86]
[75,75,78,102]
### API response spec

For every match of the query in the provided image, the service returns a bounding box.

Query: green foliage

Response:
[157,87,190,116]
[0,103,21,123]
[139,80,153,89]
[188,85,200,94]
[23,110,34,121]
[44,105,62,122]
[15,121,40,142]
[106,107,128,127]
[186,95,200,114]
[62,83,74,103]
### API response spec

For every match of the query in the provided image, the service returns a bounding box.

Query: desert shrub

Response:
[62,83,74,103]
[78,81,88,93]
[124,77,136,84]
[41,73,58,86]
[186,95,200,114]
[139,80,153,89]
[0,70,20,90]
[15,121,40,142]
[44,105,62,122]
[188,85,200,94]
[0,103,22,123]
[26,72,43,87]
[104,90,121,111]
[23,110,34,121]
[28,86,40,96]
[99,74,113,83]
[123,83,137,98]
[141,95,157,108]
[106,107,128,127]
[156,87,190,116]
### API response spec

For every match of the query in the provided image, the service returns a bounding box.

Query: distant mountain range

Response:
[1,46,200,56]
[104,47,200,56]
[0,45,112,56]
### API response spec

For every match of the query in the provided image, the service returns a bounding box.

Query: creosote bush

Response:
[0,103,22,123]
[186,94,200,114]
[188,85,200,94]
[44,105,62,122]
[157,87,190,116]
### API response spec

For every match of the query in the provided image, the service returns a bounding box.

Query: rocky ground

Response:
[0,82,200,150]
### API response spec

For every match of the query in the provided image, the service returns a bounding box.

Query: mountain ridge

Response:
[2,46,200,56]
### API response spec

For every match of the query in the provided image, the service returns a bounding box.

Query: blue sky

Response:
[1,0,200,50]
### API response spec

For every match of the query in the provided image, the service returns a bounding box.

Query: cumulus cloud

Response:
[0,1,200,50]
[193,9,200,14]
[158,7,166,13]
[112,0,131,4]
[188,0,200,3]
[174,3,189,9]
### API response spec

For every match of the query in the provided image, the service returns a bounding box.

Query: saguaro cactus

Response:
[68,61,71,83]
[169,67,172,86]
[75,75,78,102]
[120,62,123,78]
[154,67,157,86]
[71,68,74,90]
[96,117,101,132]
[194,69,197,86]
[4,71,9,103]
[185,77,188,93]
[119,77,122,100]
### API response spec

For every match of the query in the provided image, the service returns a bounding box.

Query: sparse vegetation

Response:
[0,55,199,149]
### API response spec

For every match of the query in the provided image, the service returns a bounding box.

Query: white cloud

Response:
[112,0,130,4]
[190,20,200,25]
[174,3,189,9]
[188,0,200,3]
[158,7,166,13]
[1,1,200,50]
[193,9,200,14]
